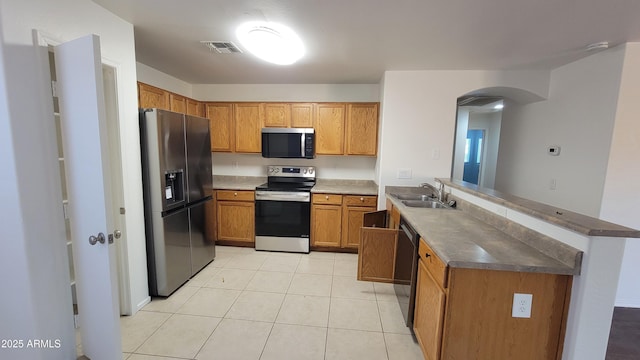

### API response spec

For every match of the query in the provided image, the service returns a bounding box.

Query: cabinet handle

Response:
[234,192,238,196]
[360,197,364,201]
[325,195,329,200]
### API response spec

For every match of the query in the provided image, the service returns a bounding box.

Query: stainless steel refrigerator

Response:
[140,108,215,296]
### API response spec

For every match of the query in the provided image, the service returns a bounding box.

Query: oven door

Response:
[255,191,311,253]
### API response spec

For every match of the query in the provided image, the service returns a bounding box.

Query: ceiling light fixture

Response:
[493,104,504,110]
[236,21,305,65]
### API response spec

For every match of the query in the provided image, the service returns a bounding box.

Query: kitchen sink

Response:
[390,193,436,201]
[401,200,450,209]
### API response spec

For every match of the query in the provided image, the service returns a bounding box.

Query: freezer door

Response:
[189,199,215,275]
[185,115,212,202]
[148,209,191,297]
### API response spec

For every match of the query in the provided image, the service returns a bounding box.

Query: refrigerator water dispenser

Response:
[164,169,184,205]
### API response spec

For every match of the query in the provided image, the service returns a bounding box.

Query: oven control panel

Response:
[268,165,316,178]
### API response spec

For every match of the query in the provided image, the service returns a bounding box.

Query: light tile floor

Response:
[117,245,423,360]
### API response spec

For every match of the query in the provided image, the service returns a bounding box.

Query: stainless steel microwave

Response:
[261,128,315,159]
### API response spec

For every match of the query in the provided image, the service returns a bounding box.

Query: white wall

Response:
[452,108,469,180]
[213,153,376,180]
[469,111,501,188]
[0,3,148,358]
[192,83,380,102]
[0,14,66,359]
[136,62,192,98]
[495,46,625,217]
[599,43,640,307]
[377,70,550,208]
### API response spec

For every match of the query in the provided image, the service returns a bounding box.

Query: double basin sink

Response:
[390,193,451,209]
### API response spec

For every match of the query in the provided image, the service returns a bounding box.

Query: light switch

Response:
[397,168,412,179]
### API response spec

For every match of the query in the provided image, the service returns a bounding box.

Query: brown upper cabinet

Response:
[205,103,234,152]
[138,82,169,110]
[346,103,379,156]
[315,103,346,155]
[264,103,316,128]
[264,103,291,128]
[186,98,204,117]
[138,83,379,156]
[291,103,315,128]
[234,103,263,153]
[137,82,205,118]
[169,93,187,114]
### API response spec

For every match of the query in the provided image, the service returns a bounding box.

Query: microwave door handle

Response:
[301,133,305,156]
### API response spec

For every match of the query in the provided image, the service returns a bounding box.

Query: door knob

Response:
[88,232,106,245]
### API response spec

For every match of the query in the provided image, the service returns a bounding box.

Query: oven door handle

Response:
[255,192,311,202]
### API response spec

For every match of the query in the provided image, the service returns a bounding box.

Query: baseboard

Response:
[136,296,151,313]
[614,299,640,308]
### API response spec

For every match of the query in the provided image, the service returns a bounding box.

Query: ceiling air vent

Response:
[201,41,242,54]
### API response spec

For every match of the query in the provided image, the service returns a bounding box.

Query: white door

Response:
[55,34,122,359]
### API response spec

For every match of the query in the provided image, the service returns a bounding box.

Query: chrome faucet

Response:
[419,181,446,202]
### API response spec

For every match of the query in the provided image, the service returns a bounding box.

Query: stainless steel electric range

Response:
[254,165,316,253]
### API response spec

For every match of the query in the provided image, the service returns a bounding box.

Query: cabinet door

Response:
[316,103,346,155]
[342,206,376,249]
[346,103,378,155]
[234,103,263,153]
[216,201,255,243]
[311,204,342,248]
[414,259,446,360]
[186,98,204,117]
[138,82,169,110]
[205,103,234,152]
[264,103,291,127]
[357,226,397,282]
[291,103,315,128]
[169,93,187,114]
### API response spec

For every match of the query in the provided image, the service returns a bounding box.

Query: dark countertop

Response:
[385,186,582,275]
[212,175,265,190]
[311,179,378,195]
[441,179,640,238]
[211,176,379,196]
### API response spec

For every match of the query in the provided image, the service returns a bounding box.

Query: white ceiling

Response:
[92,0,640,84]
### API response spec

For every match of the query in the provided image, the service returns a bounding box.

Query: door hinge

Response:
[120,207,126,215]
[51,80,58,98]
[62,202,69,220]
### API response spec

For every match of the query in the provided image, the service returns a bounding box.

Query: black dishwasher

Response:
[395,217,420,329]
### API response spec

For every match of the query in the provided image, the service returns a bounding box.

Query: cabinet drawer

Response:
[216,190,254,202]
[344,195,377,207]
[419,238,448,289]
[312,193,343,205]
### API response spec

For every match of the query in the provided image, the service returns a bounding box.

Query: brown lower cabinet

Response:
[215,190,255,246]
[357,198,572,360]
[311,193,377,250]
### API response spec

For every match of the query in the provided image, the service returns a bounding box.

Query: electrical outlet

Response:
[550,179,556,190]
[512,293,533,318]
[432,148,440,160]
